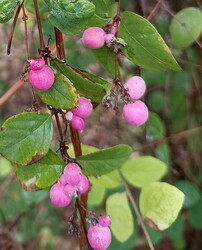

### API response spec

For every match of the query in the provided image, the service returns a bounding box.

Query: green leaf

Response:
[121,156,167,188]
[68,143,99,158]
[82,70,111,93]
[146,226,162,245]
[118,11,181,71]
[106,192,134,242]
[156,143,171,166]
[187,200,202,229]
[140,182,185,231]
[16,149,64,191]
[92,46,116,78]
[88,184,106,207]
[77,144,132,176]
[0,112,53,165]
[166,214,184,241]
[0,0,20,23]
[90,0,109,16]
[89,170,121,189]
[145,112,165,140]
[175,181,201,208]
[45,0,95,35]
[37,72,78,110]
[51,59,106,104]
[170,7,202,48]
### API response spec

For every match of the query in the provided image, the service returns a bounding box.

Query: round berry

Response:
[49,183,72,207]
[29,59,54,90]
[98,215,111,227]
[71,115,85,131]
[59,173,68,185]
[105,33,115,45]
[82,27,105,49]
[63,163,81,186]
[87,225,112,250]
[72,97,93,119]
[124,76,146,100]
[64,184,76,198]
[65,111,73,122]
[123,100,149,126]
[77,174,90,195]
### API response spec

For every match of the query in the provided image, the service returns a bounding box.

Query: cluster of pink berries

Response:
[65,96,93,132]
[123,76,149,126]
[50,163,90,207]
[87,215,112,250]
[29,58,55,90]
[82,25,117,49]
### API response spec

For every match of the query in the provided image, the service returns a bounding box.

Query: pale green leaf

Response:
[140,182,185,230]
[121,156,167,188]
[106,192,134,242]
[88,184,106,206]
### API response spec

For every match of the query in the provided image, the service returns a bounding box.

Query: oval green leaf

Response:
[187,200,202,229]
[140,182,185,231]
[51,59,106,104]
[16,149,64,191]
[175,180,201,208]
[45,0,95,35]
[37,72,78,110]
[77,144,133,176]
[170,7,202,48]
[118,11,181,71]
[0,112,53,165]
[106,192,134,242]
[121,156,167,188]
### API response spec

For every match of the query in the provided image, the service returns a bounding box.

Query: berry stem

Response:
[22,5,29,61]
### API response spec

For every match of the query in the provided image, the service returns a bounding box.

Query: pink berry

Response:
[105,33,115,45]
[64,184,76,198]
[65,111,73,122]
[30,59,45,70]
[49,183,72,207]
[29,59,55,90]
[63,163,81,186]
[59,173,68,185]
[123,100,149,126]
[72,97,93,119]
[124,76,146,100]
[71,115,85,131]
[98,215,111,227]
[77,174,90,194]
[82,27,105,49]
[87,225,112,250]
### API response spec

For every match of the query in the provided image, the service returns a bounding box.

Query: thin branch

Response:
[123,181,155,250]
[7,1,24,55]
[22,5,29,61]
[147,0,162,21]
[33,0,45,51]
[136,125,202,153]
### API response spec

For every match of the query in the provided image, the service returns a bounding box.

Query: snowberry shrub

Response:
[82,27,106,49]
[29,58,55,90]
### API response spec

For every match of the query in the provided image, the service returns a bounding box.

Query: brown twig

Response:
[147,0,162,21]
[123,181,155,250]
[7,1,24,55]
